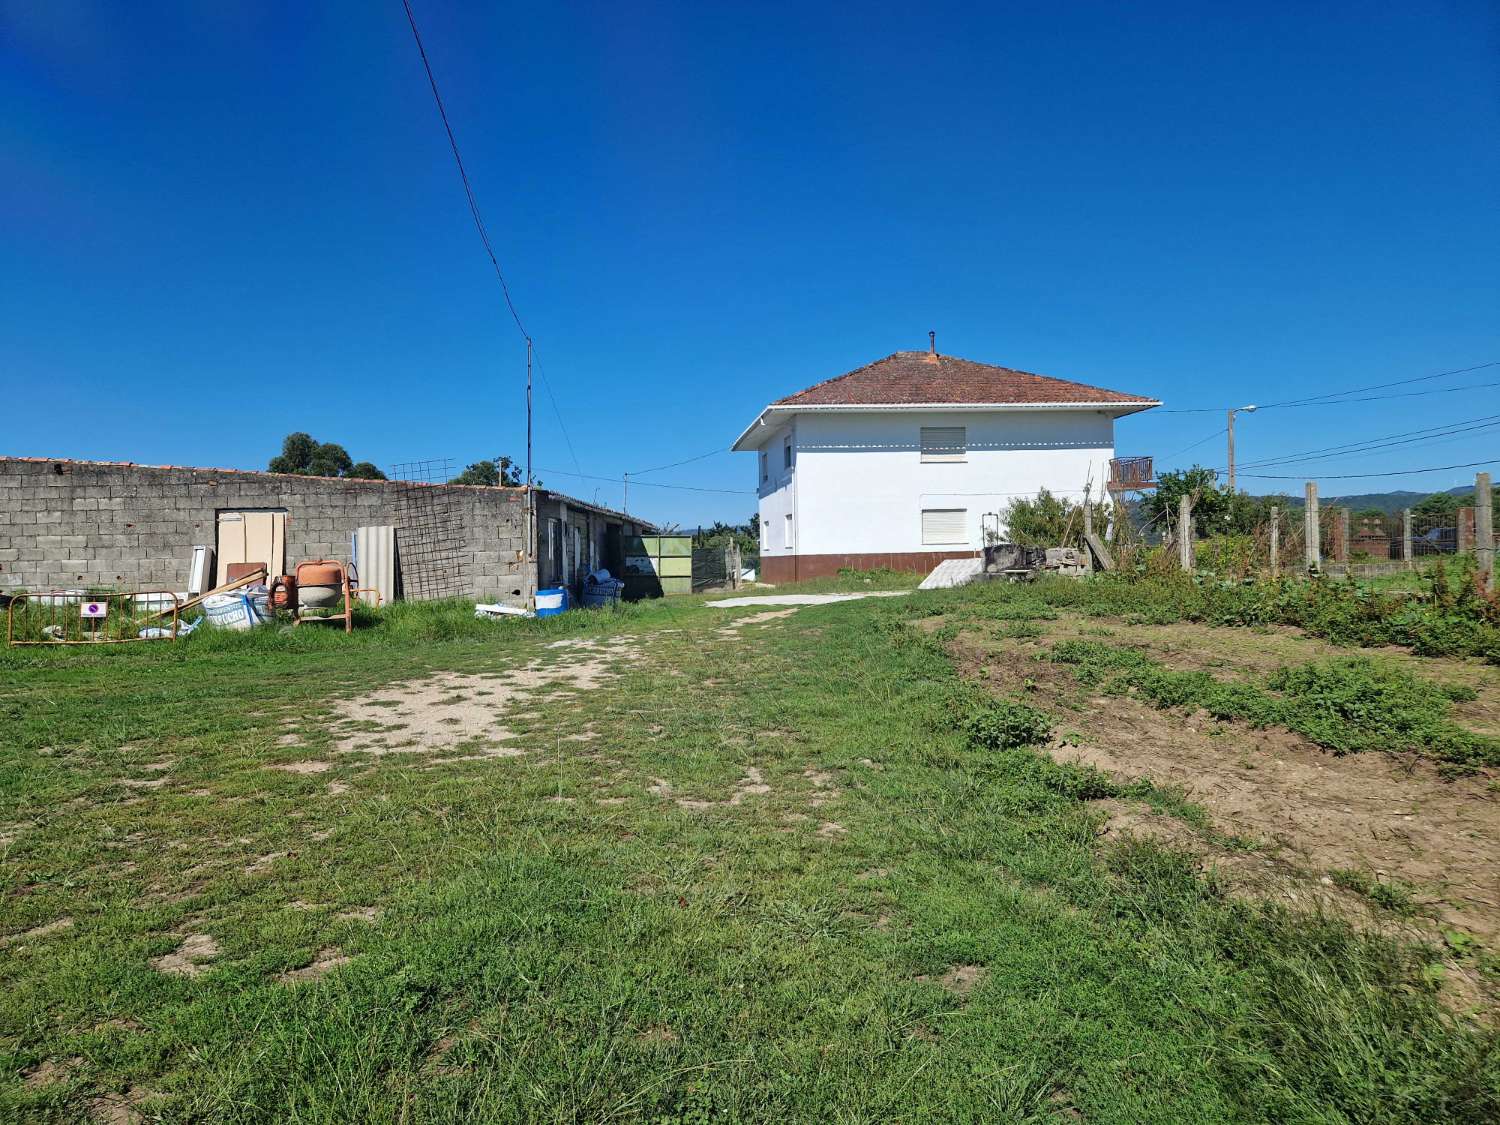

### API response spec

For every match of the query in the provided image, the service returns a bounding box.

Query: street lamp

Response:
[1227,404,1257,493]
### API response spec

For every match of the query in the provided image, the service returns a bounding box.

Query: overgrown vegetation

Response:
[1000,488,1106,549]
[1025,557,1500,662]
[1048,640,1498,766]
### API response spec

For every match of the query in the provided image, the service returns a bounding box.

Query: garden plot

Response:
[942,618,1500,948]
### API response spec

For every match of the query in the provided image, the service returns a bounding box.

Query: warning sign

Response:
[80,601,108,619]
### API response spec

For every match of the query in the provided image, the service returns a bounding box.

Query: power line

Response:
[530,346,583,476]
[535,467,754,495]
[1258,360,1500,410]
[1238,458,1499,481]
[1158,427,1226,463]
[400,0,529,342]
[1228,413,1500,473]
[1147,360,1500,414]
[631,448,730,477]
[401,0,587,487]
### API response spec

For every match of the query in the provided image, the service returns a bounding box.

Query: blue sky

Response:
[3,1,1498,526]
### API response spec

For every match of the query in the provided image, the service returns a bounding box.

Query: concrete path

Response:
[705,592,910,608]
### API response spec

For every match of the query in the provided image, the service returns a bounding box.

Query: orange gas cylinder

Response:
[268,575,298,611]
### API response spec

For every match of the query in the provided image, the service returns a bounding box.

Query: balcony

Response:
[1107,456,1156,493]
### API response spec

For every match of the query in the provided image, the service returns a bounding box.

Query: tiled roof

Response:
[773,351,1157,407]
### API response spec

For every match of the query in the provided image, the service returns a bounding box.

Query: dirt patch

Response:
[326,780,350,796]
[277,946,351,984]
[23,1057,79,1088]
[716,608,799,636]
[90,1086,154,1125]
[948,625,1500,950]
[816,821,847,839]
[311,639,639,759]
[151,933,219,977]
[916,964,987,996]
[271,760,331,775]
[635,1024,679,1044]
[1,915,73,947]
[244,851,287,874]
[336,906,380,923]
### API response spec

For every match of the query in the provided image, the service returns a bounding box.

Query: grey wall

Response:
[0,458,531,603]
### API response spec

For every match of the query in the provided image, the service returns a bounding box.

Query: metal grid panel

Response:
[389,459,468,602]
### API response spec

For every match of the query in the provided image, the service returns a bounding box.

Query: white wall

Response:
[754,419,797,559]
[752,410,1116,555]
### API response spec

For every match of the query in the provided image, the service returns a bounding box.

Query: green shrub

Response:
[962,698,1055,750]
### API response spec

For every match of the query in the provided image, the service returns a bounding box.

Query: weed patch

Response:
[1049,641,1498,766]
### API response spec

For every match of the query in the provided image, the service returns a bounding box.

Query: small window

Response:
[783,436,794,470]
[784,513,795,550]
[762,520,770,544]
[921,508,967,546]
[920,426,966,463]
[759,451,768,482]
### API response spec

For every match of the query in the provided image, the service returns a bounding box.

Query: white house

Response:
[732,344,1159,582]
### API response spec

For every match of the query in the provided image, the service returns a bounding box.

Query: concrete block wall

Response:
[0,458,530,604]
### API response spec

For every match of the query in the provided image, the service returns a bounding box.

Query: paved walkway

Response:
[705,592,910,608]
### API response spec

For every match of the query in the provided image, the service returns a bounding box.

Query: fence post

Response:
[1458,507,1475,556]
[1178,495,1193,571]
[1401,508,1413,569]
[1477,472,1494,593]
[1336,508,1350,564]
[1269,506,1280,578]
[1082,494,1094,573]
[1304,482,1320,572]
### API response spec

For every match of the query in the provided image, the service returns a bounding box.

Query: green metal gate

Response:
[623,534,693,597]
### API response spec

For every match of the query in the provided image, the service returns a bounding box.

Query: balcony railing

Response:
[1108,456,1156,492]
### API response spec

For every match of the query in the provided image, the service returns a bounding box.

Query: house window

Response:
[759,451,768,483]
[783,435,794,471]
[784,513,795,550]
[921,508,967,546]
[920,426,966,463]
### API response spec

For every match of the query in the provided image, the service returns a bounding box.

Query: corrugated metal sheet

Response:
[352,526,398,606]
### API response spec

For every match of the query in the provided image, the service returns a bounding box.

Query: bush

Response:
[962,698,1055,750]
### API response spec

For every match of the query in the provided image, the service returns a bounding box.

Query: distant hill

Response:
[1254,486,1474,513]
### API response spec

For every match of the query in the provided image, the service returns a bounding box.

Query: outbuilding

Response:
[0,456,654,608]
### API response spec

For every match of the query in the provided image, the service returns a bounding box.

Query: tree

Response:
[1413,491,1461,521]
[449,457,524,487]
[1142,467,1225,535]
[692,518,758,554]
[268,432,383,479]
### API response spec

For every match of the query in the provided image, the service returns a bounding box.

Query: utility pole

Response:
[525,336,535,608]
[622,472,629,515]
[526,337,533,488]
[1226,404,1257,493]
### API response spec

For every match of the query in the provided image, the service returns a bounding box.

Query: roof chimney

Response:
[925,330,938,364]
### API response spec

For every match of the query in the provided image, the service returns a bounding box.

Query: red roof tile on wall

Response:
[774,352,1156,407]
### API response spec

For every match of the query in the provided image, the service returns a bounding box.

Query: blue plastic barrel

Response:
[535,587,568,617]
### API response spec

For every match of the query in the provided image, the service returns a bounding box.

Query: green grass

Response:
[2,592,1497,1120]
